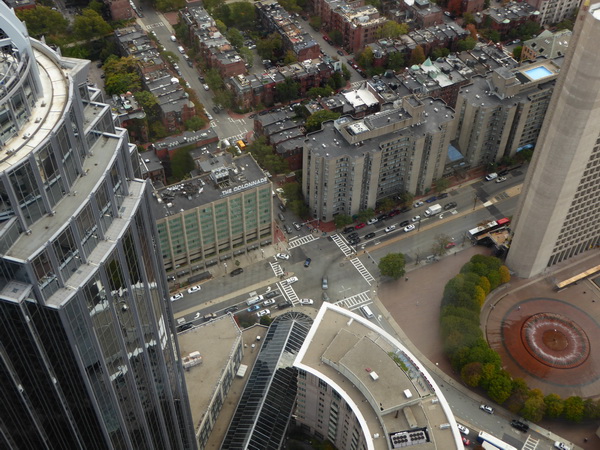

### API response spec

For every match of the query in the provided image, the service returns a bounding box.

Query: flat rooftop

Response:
[295,303,462,450]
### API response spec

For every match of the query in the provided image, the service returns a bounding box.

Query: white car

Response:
[411,215,421,222]
[413,201,424,208]
[203,84,210,91]
[170,293,183,302]
[282,276,298,285]
[384,225,396,233]
[404,224,416,232]
[276,253,290,260]
[257,309,270,317]
[479,404,494,414]
[263,299,276,306]
[299,298,314,305]
[187,285,201,294]
[367,218,378,225]
[170,35,177,42]
[485,172,498,181]
[495,176,507,183]
[554,442,571,450]
[456,424,469,436]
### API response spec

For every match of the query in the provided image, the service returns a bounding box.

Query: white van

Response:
[177,46,185,54]
[360,305,374,319]
[246,295,264,306]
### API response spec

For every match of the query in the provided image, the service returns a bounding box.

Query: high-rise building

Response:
[507,0,600,278]
[525,0,582,26]
[0,6,195,448]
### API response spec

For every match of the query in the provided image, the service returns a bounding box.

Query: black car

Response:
[498,169,509,176]
[277,301,292,309]
[304,258,312,267]
[224,305,239,314]
[265,290,280,299]
[176,323,193,332]
[510,420,529,432]
[343,226,355,234]
[348,237,361,245]
[337,50,344,56]
[399,220,410,227]
[399,206,411,213]
[425,196,437,203]
[377,214,389,221]
[198,76,205,83]
[443,202,457,210]
[347,232,359,240]
[438,192,449,199]
[365,232,376,239]
[230,268,244,276]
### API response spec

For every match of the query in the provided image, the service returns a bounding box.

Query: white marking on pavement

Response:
[331,234,354,256]
[334,291,371,310]
[269,261,284,277]
[288,234,319,249]
[350,258,375,285]
[278,281,299,304]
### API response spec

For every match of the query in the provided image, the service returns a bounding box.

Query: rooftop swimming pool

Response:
[524,66,553,80]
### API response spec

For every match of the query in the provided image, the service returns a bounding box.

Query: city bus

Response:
[468,217,511,239]
[477,430,518,450]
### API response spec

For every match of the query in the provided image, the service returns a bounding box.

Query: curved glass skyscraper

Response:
[0,4,195,449]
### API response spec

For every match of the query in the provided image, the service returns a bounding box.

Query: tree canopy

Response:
[16,6,69,40]
[378,253,406,280]
[73,9,112,40]
[306,110,341,133]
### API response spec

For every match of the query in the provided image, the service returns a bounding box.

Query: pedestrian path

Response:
[331,234,354,257]
[288,234,319,249]
[269,261,284,277]
[522,435,539,450]
[278,281,299,304]
[334,290,371,310]
[350,258,375,285]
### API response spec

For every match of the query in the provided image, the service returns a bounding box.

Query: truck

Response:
[424,204,442,217]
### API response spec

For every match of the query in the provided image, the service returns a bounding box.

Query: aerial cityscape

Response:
[0,0,598,448]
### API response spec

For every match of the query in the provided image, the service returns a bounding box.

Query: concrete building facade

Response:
[507,0,600,277]
[526,0,581,25]
[0,5,195,448]
[303,97,455,222]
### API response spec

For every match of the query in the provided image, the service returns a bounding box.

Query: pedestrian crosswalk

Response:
[331,234,354,257]
[350,258,375,285]
[278,281,299,304]
[288,234,319,249]
[334,291,371,310]
[269,261,284,277]
[522,435,539,450]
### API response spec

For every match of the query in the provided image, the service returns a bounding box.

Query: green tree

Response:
[378,253,406,280]
[279,0,302,13]
[521,389,546,422]
[170,147,195,181]
[334,214,353,229]
[377,21,408,39]
[398,191,414,207]
[329,29,343,46]
[257,33,282,61]
[259,315,274,326]
[356,47,374,69]
[583,399,600,420]
[226,27,244,49]
[431,234,453,256]
[463,12,475,25]
[203,0,224,13]
[134,91,158,115]
[456,37,477,51]
[105,73,141,96]
[228,2,256,30]
[149,121,168,140]
[562,396,585,422]
[409,45,426,66]
[434,178,450,193]
[512,46,523,61]
[276,77,299,103]
[516,21,541,41]
[185,116,205,131]
[555,19,574,30]
[308,87,334,98]
[309,16,322,31]
[306,110,341,133]
[283,50,298,64]
[356,208,375,223]
[341,64,351,80]
[461,362,483,387]
[16,6,69,40]
[544,393,564,419]
[431,47,450,60]
[73,9,112,40]
[239,46,254,67]
[87,0,104,13]
[205,68,225,91]
[386,52,405,71]
[505,378,529,414]
[379,197,395,212]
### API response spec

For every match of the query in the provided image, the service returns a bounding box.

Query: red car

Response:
[355,222,366,229]
[445,242,456,249]
[462,436,471,446]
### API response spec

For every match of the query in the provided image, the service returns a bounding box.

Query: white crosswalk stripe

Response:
[334,291,371,310]
[522,436,539,450]
[350,258,375,285]
[331,234,354,257]
[269,261,284,277]
[278,281,299,304]
[288,234,319,249]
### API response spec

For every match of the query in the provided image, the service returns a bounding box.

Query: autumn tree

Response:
[465,23,478,40]
[356,47,374,69]
[521,389,546,422]
[409,45,426,66]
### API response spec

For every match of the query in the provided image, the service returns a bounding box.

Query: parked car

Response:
[365,232,376,239]
[177,323,193,332]
[377,214,389,221]
[282,276,298,285]
[276,253,290,260]
[510,420,529,432]
[412,215,421,222]
[461,436,471,446]
[485,172,498,181]
[480,404,494,414]
[496,176,508,183]
[425,196,437,203]
[348,237,360,245]
[355,222,366,229]
[347,232,359,240]
[413,201,424,208]
[445,242,456,249]
[170,35,177,41]
[203,84,210,91]
[257,309,270,317]
[384,225,396,233]
[187,285,201,294]
[293,222,302,230]
[388,210,400,217]
[399,220,410,227]
[336,50,344,56]
[443,202,457,210]
[170,293,183,302]
[304,258,312,267]
[299,298,314,305]
[343,226,355,234]
[554,442,571,450]
[284,225,293,234]
[456,424,469,436]
[438,192,449,199]
[322,277,328,290]
[224,305,238,314]
[230,268,244,276]
[247,304,261,312]
[367,218,378,225]
[404,224,416,232]
[263,298,276,306]
[264,290,280,299]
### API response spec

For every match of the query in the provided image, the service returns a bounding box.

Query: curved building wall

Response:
[0,5,195,449]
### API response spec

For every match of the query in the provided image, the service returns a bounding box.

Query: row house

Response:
[401,0,444,28]
[115,25,168,75]
[145,72,197,133]
[480,2,541,37]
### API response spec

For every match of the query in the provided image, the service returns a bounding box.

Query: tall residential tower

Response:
[507,0,600,278]
[0,5,195,449]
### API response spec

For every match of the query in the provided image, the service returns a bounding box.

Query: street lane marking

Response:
[350,257,375,285]
[334,290,371,310]
[331,234,353,257]
[288,234,318,249]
